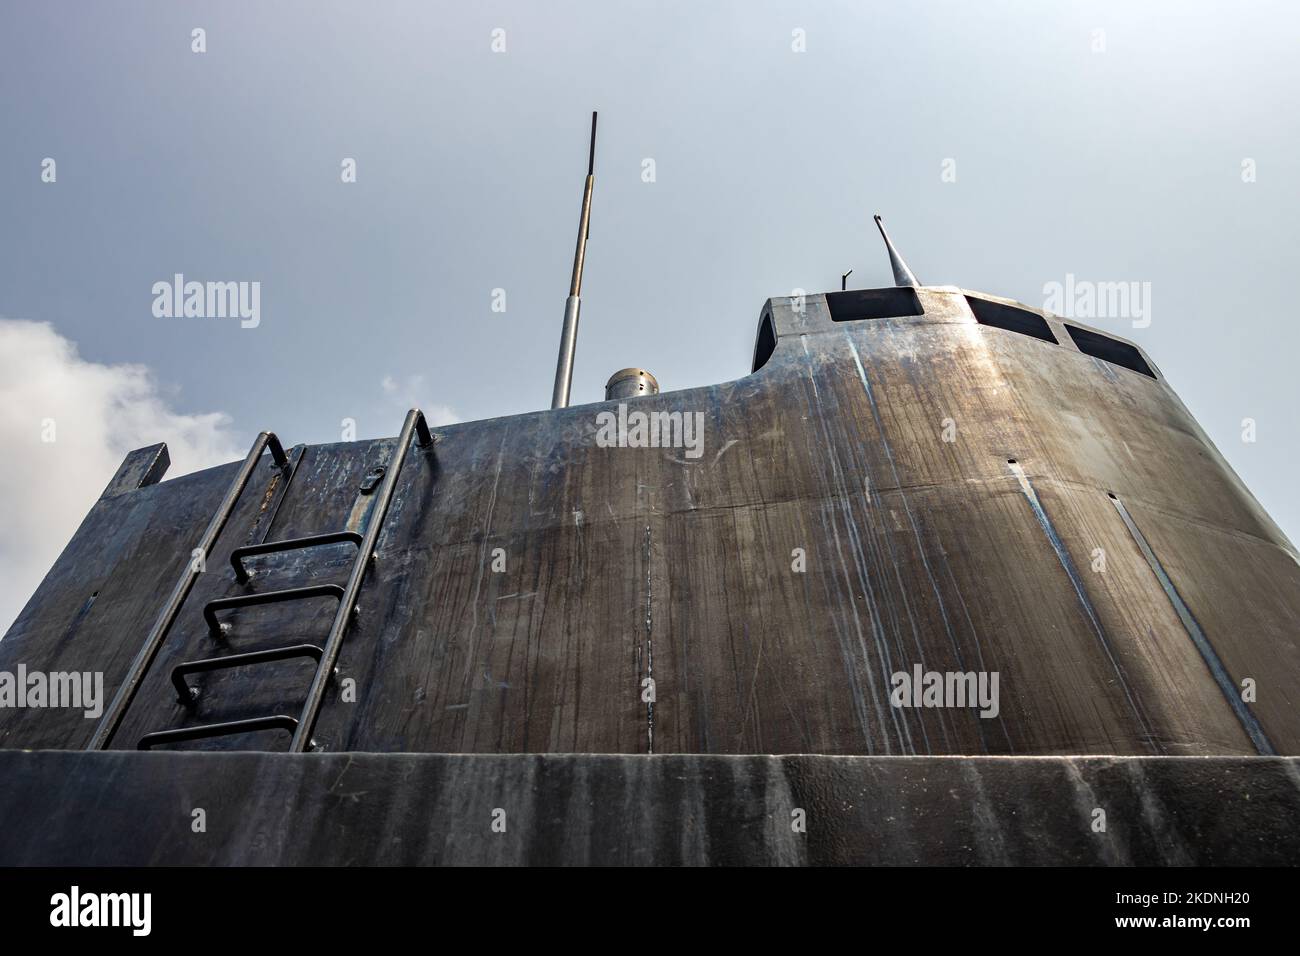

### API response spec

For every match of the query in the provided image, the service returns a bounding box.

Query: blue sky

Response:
[1,0,1297,628]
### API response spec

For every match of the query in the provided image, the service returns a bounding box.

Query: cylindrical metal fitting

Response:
[604,368,659,401]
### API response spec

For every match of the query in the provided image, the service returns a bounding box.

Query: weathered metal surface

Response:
[2,286,1298,759]
[1,751,1297,866]
[101,442,170,498]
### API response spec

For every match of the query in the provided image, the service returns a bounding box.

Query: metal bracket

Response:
[359,466,386,494]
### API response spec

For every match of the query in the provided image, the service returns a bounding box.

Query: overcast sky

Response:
[1,0,1297,631]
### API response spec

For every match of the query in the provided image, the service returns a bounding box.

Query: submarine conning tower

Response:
[5,266,1300,864]
[3,279,1298,760]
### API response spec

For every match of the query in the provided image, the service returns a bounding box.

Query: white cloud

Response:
[0,319,243,635]
[379,374,459,427]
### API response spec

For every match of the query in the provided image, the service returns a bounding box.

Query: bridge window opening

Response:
[752,314,777,372]
[1064,324,1156,378]
[966,297,1058,344]
[826,288,923,322]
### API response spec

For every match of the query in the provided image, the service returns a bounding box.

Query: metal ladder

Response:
[87,409,435,753]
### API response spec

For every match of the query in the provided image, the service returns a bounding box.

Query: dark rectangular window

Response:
[826,288,923,322]
[965,296,1058,344]
[1064,325,1156,378]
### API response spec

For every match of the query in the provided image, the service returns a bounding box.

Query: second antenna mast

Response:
[550,111,598,409]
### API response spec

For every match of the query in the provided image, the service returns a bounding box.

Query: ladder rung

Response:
[137,714,299,750]
[171,643,326,706]
[230,531,364,583]
[203,584,345,634]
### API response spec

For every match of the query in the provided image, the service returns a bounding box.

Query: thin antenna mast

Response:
[873,214,919,287]
[551,112,598,409]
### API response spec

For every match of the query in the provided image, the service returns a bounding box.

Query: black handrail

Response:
[289,408,434,751]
